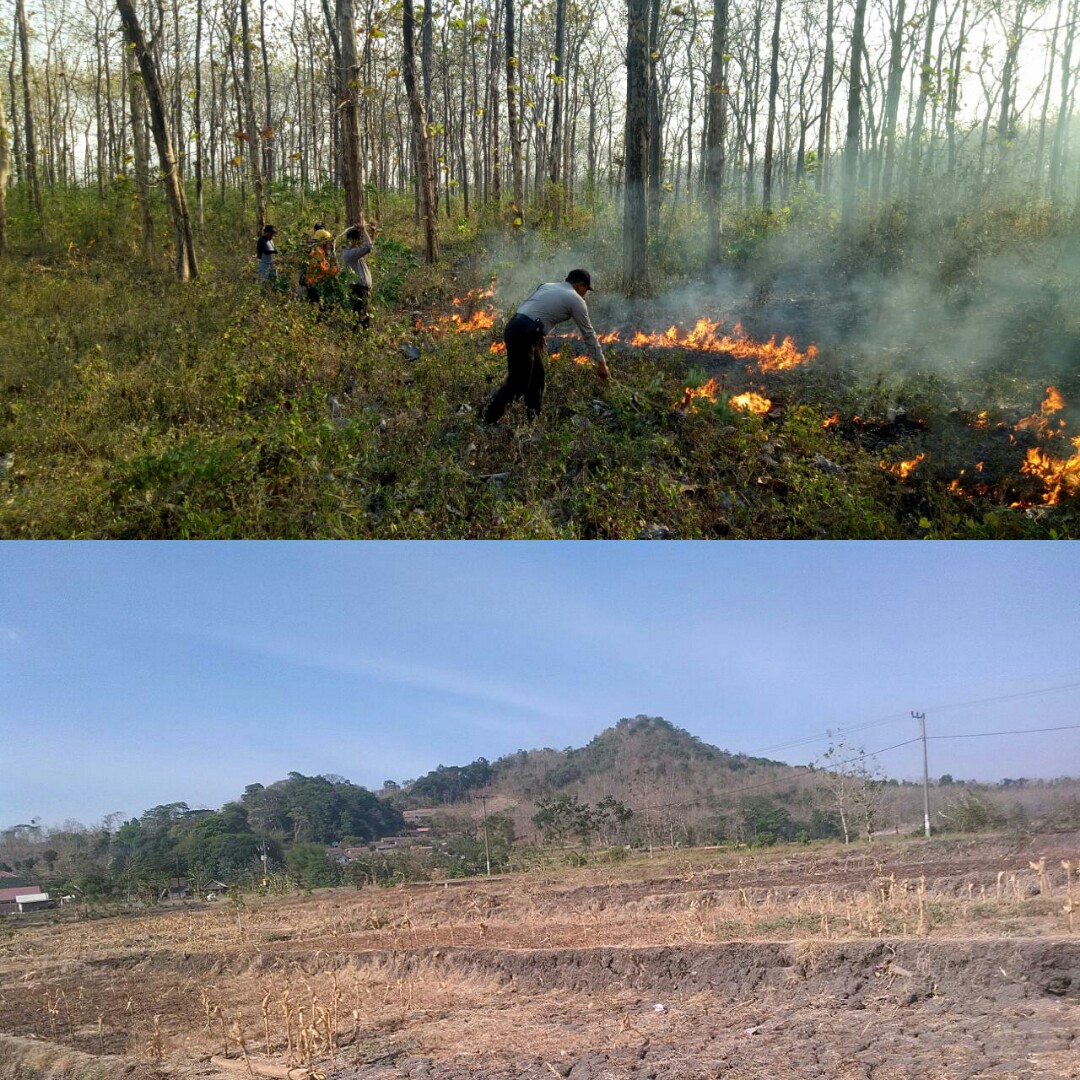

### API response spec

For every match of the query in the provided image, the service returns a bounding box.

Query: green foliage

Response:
[241,772,405,844]
[533,793,596,845]
[406,758,494,805]
[740,796,794,845]
[285,842,340,888]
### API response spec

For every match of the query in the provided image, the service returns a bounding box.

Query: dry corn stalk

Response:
[146,1015,164,1061]
[1029,858,1053,897]
[1063,861,1074,933]
[261,993,272,1059]
[232,1020,253,1074]
[916,876,930,937]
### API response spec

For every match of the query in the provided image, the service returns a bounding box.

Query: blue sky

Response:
[1,542,1077,827]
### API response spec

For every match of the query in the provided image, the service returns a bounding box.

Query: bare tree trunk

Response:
[194,0,204,227]
[335,0,364,225]
[815,0,834,194]
[7,52,23,186]
[15,0,42,217]
[907,0,940,201]
[1033,0,1062,196]
[103,6,118,181]
[762,0,782,209]
[945,0,969,177]
[1049,0,1077,202]
[421,0,436,213]
[259,0,274,184]
[549,0,565,226]
[170,0,185,180]
[645,0,661,235]
[624,0,649,295]
[842,0,869,232]
[126,33,154,257]
[704,0,728,259]
[881,0,906,199]
[0,78,11,254]
[240,0,267,228]
[403,0,439,262]
[117,0,198,281]
[504,0,525,231]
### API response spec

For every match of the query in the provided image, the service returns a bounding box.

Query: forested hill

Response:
[400,715,799,808]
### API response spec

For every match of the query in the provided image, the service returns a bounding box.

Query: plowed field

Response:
[2,835,1077,1080]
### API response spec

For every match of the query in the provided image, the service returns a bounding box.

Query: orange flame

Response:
[729,391,772,415]
[1020,436,1080,505]
[675,378,722,411]
[450,283,496,305]
[880,453,926,480]
[490,341,506,354]
[1016,386,1067,437]
[422,280,500,336]
[597,319,817,371]
[449,310,496,332]
[823,412,839,429]
[673,380,771,415]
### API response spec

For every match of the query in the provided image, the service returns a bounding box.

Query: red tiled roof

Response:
[0,886,41,902]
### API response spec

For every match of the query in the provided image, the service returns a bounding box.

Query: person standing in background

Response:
[256,224,277,283]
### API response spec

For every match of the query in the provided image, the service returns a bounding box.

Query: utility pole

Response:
[479,795,492,876]
[913,711,931,839]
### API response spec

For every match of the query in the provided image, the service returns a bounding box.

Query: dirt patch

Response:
[2,837,1078,1080]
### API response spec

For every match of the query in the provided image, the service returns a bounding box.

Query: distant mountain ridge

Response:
[400,715,806,814]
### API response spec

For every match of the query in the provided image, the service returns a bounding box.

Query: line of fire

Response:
[413,284,1078,510]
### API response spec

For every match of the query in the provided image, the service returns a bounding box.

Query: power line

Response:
[928,723,1080,740]
[749,680,1080,756]
[626,737,923,818]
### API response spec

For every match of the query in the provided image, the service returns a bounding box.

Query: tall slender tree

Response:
[842,0,869,231]
[336,0,364,225]
[704,0,728,258]
[126,30,154,256]
[504,0,525,232]
[624,0,649,294]
[116,0,199,280]
[402,0,439,262]
[240,0,267,228]
[15,0,42,216]
[880,0,907,198]
[762,0,783,208]
[0,79,11,253]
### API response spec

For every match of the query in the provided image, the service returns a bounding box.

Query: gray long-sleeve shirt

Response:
[342,231,374,289]
[516,281,604,365]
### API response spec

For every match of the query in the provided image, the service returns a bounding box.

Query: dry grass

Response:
[1,837,1076,1079]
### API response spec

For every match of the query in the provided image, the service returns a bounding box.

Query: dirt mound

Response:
[0,1035,161,1080]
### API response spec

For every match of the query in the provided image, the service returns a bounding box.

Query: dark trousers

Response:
[482,313,546,423]
[350,282,371,327]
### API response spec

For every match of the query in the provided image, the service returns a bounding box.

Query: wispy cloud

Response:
[0,628,23,645]
[200,628,582,721]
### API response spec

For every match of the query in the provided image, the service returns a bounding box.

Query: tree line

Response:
[2,752,1078,900]
[1,0,1077,282]
[0,772,405,899]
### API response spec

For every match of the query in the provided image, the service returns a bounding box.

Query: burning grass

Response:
[1,249,1077,537]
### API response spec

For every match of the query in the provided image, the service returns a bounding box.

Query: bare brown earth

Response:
[1,835,1078,1080]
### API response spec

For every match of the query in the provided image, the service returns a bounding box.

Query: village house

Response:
[14,892,55,912]
[0,885,56,914]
